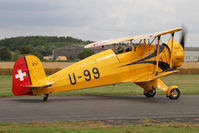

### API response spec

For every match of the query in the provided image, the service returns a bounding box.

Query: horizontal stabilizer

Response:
[21,81,54,88]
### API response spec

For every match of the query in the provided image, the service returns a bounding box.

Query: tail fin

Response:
[12,55,46,96]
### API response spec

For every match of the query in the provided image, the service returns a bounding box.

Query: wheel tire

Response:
[144,87,156,98]
[43,94,49,102]
[43,97,48,102]
[168,88,180,100]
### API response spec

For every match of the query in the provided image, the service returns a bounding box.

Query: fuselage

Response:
[33,42,184,95]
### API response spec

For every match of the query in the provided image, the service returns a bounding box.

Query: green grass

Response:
[0,75,12,97]
[1,121,199,133]
[1,74,199,97]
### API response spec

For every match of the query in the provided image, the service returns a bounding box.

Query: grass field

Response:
[1,74,199,97]
[1,120,199,133]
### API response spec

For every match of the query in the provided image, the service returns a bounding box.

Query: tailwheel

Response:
[144,87,156,98]
[167,88,180,100]
[43,94,49,102]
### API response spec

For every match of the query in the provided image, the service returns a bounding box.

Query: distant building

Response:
[184,47,199,62]
[43,56,53,60]
[56,56,67,61]
[52,44,113,60]
[52,45,84,60]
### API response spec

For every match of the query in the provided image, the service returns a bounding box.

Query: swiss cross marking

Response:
[15,70,26,81]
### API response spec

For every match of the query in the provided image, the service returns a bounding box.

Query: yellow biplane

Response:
[12,28,185,101]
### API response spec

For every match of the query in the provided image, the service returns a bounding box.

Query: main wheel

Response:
[144,87,156,98]
[168,88,180,100]
[43,94,49,102]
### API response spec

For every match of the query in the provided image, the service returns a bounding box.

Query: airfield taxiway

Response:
[0,95,199,123]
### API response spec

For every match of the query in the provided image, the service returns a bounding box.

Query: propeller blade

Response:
[180,29,186,49]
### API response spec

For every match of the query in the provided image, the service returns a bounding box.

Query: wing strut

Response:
[170,33,174,68]
[102,45,104,51]
[113,44,116,50]
[150,37,156,45]
[130,40,133,47]
[155,36,161,75]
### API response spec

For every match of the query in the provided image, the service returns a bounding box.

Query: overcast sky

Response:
[0,0,198,46]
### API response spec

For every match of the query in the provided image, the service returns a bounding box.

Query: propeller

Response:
[180,28,186,49]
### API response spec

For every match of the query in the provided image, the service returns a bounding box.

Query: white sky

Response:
[0,0,198,47]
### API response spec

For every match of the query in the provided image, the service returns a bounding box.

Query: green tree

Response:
[19,45,32,54]
[32,52,43,60]
[11,50,22,61]
[77,49,94,60]
[0,47,11,61]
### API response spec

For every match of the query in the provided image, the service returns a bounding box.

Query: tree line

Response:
[0,36,93,61]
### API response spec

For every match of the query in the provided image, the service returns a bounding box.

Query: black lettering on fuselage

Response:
[68,73,76,85]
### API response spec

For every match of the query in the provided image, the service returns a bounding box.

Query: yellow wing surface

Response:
[85,28,182,48]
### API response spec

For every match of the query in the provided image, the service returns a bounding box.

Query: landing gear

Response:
[167,87,180,100]
[43,94,49,101]
[144,87,156,98]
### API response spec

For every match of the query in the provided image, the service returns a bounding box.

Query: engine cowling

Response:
[164,40,184,68]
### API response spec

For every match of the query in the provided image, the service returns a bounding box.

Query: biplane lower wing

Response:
[133,70,179,83]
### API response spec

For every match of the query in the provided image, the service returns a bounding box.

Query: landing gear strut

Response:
[144,87,156,98]
[43,94,49,101]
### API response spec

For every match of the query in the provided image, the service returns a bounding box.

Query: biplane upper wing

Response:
[154,28,182,37]
[84,28,182,48]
